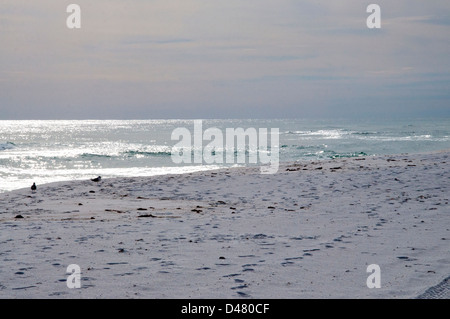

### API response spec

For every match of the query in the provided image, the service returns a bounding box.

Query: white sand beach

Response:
[0,151,449,299]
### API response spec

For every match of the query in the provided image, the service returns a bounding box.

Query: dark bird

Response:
[31,183,37,191]
[91,176,101,182]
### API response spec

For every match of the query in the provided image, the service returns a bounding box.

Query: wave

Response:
[80,153,112,158]
[284,129,346,139]
[123,150,172,157]
[81,150,174,159]
[295,145,324,150]
[360,134,440,142]
[351,131,379,136]
[0,142,16,151]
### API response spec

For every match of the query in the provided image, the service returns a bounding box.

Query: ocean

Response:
[1,118,449,193]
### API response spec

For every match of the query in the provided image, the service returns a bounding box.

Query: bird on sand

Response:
[91,176,101,182]
[31,183,37,191]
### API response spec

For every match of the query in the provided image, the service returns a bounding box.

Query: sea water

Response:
[1,118,449,193]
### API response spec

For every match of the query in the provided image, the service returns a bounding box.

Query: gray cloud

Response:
[1,0,449,119]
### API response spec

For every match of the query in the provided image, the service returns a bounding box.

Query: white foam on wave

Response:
[284,129,346,139]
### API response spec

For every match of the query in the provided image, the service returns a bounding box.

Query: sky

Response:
[1,0,449,119]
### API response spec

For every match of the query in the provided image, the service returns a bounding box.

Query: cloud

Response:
[418,15,450,26]
[1,0,449,119]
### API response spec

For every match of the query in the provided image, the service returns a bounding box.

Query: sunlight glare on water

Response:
[1,118,450,193]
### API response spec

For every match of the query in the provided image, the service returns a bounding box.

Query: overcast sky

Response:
[1,0,449,119]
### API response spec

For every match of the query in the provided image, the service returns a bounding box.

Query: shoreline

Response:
[0,150,449,298]
[0,149,450,196]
